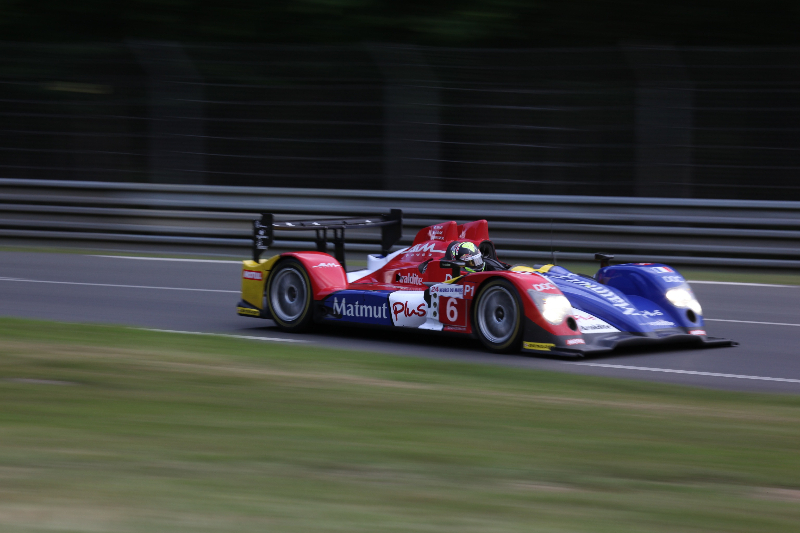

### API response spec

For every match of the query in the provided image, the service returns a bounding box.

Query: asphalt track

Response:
[1,251,799,394]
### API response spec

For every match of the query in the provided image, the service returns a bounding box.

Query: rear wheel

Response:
[473,279,523,353]
[267,259,314,332]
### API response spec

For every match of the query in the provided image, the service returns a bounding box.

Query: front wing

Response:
[521,318,737,358]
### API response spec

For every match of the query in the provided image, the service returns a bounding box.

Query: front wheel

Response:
[473,279,523,353]
[267,259,314,332]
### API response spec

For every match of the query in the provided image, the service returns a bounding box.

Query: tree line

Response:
[1,0,798,46]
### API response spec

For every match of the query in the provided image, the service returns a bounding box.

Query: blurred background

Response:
[3,1,800,200]
[2,1,800,268]
[3,6,800,532]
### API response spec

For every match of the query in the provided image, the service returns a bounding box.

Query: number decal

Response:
[446,298,458,322]
[440,297,466,326]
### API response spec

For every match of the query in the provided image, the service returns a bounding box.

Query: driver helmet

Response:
[454,241,484,273]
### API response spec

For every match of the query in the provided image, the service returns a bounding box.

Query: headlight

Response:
[665,285,702,315]
[528,290,572,325]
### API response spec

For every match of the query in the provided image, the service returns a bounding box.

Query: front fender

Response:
[482,271,579,336]
[460,271,583,351]
[596,263,704,330]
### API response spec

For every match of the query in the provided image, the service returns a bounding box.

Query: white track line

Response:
[567,362,800,384]
[705,318,800,327]
[92,255,239,263]
[0,277,238,293]
[91,257,800,288]
[140,328,306,343]
[689,280,797,288]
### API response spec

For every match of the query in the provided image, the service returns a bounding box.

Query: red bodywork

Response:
[282,220,579,342]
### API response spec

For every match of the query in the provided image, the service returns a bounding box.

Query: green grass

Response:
[1,318,799,532]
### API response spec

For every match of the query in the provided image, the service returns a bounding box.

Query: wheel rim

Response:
[476,286,518,345]
[270,267,308,322]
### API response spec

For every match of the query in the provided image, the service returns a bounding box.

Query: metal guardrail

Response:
[1,178,800,268]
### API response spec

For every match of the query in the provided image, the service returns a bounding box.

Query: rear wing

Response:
[252,209,403,270]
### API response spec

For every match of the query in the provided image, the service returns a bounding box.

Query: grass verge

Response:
[1,318,800,532]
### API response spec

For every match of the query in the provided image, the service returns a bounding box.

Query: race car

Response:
[236,210,736,357]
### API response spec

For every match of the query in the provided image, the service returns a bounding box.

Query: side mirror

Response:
[595,253,614,268]
[418,258,433,274]
[438,260,465,279]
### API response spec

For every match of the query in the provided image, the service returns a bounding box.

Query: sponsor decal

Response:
[463,282,477,299]
[392,301,427,322]
[523,342,555,351]
[237,307,261,317]
[395,272,424,285]
[566,338,585,346]
[444,325,467,332]
[430,284,464,298]
[546,274,640,315]
[531,282,556,292]
[428,225,445,240]
[579,323,617,332]
[403,242,447,256]
[650,266,674,273]
[242,270,263,281]
[313,262,338,269]
[646,320,676,327]
[333,297,387,319]
[571,309,620,334]
[634,263,654,265]
[641,310,663,317]
[689,329,707,336]
[545,275,667,320]
[662,276,684,283]
[388,292,428,327]
[322,291,392,326]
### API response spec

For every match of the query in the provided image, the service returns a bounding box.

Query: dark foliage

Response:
[1,0,799,46]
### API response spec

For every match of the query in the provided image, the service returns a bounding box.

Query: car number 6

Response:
[446,298,458,322]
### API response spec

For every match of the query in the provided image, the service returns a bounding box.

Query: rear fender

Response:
[281,251,348,300]
[240,255,280,309]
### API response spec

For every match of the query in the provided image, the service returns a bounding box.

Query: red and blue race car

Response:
[236,210,736,357]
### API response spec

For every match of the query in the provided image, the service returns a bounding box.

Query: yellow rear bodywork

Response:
[238,255,280,315]
[511,264,554,274]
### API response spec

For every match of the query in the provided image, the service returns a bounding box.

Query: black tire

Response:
[266,259,314,332]
[473,278,523,353]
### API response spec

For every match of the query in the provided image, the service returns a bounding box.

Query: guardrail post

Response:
[128,41,206,185]
[624,45,693,198]
[370,45,441,192]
